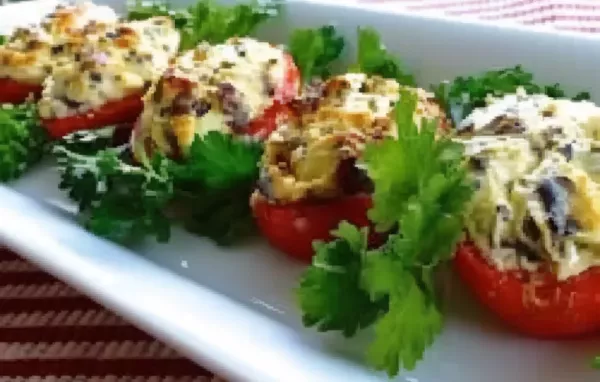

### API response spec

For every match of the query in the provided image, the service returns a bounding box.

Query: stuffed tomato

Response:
[37,16,180,138]
[250,73,447,262]
[130,37,300,162]
[0,2,118,104]
[453,88,600,338]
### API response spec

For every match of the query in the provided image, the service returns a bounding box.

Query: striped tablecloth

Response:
[0,248,223,381]
[362,0,600,33]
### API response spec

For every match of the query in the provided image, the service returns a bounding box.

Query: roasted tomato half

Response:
[251,74,447,262]
[0,78,43,104]
[455,242,600,338]
[41,93,144,139]
[451,89,600,338]
[131,39,300,162]
[252,192,380,263]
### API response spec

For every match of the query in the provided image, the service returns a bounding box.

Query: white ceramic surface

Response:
[1,1,600,381]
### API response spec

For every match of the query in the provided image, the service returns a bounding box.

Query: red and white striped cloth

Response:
[361,0,600,34]
[0,248,224,381]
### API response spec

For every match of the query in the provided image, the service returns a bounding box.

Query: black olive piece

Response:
[514,241,541,262]
[522,216,541,241]
[105,31,118,39]
[162,44,170,51]
[51,44,64,55]
[74,53,81,62]
[268,58,278,65]
[90,72,102,82]
[564,217,579,236]
[358,83,367,93]
[560,142,574,161]
[537,177,570,235]
[192,100,211,117]
[336,158,374,195]
[469,156,488,171]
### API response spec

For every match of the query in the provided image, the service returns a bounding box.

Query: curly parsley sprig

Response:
[297,89,474,377]
[54,131,262,246]
[0,103,48,182]
[54,144,173,245]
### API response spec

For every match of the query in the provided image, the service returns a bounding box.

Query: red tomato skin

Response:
[252,193,384,263]
[0,78,42,104]
[243,53,300,139]
[41,93,143,139]
[454,241,600,338]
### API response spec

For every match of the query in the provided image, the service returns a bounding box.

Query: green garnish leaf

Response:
[593,355,600,369]
[433,65,591,123]
[297,222,386,337]
[363,264,442,374]
[182,0,280,48]
[0,103,48,182]
[355,27,414,85]
[0,36,6,45]
[288,25,345,82]
[171,132,263,244]
[172,131,263,189]
[54,145,174,245]
[127,0,280,50]
[297,89,474,377]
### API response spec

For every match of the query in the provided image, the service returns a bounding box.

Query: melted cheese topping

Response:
[457,88,600,279]
[0,2,117,84]
[131,38,294,161]
[38,17,180,119]
[258,73,446,203]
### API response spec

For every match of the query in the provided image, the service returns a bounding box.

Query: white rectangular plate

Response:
[2,1,600,381]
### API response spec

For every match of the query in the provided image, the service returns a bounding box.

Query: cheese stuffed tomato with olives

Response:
[453,88,600,338]
[130,37,300,162]
[0,2,117,104]
[37,16,180,138]
[250,73,447,262]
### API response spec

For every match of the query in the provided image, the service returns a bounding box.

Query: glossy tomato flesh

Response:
[252,193,384,263]
[454,241,600,338]
[41,93,143,139]
[0,78,43,104]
